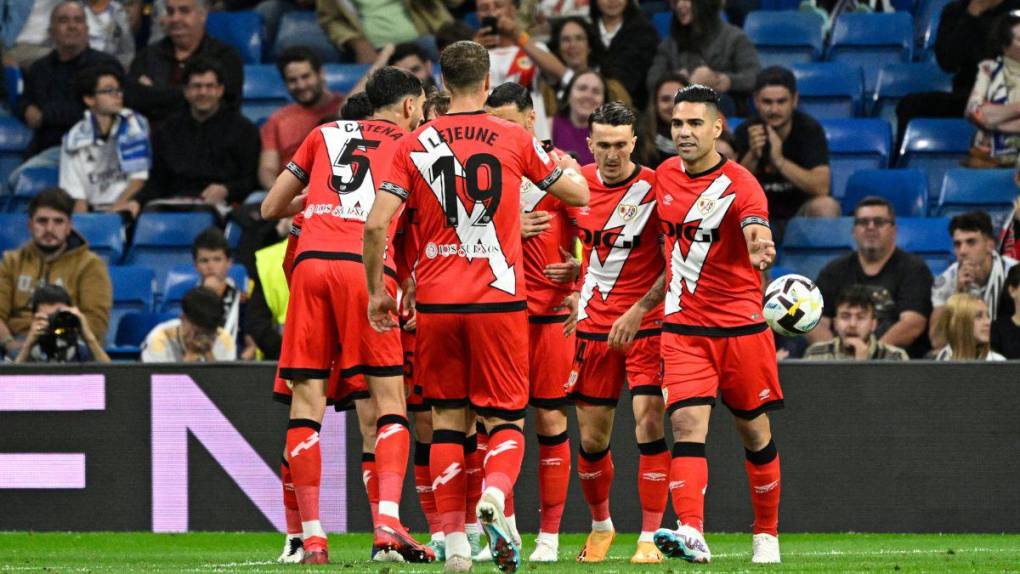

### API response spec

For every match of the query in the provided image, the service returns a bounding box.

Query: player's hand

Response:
[368,292,399,332]
[765,126,784,167]
[554,151,583,176]
[543,246,580,283]
[401,278,417,331]
[556,291,580,336]
[283,192,308,218]
[522,210,552,238]
[607,305,644,351]
[747,124,767,159]
[842,336,869,360]
[749,237,776,270]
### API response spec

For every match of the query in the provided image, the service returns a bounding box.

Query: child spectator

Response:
[141,286,236,362]
[192,227,243,341]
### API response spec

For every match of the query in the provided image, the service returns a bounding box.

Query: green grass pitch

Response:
[1,532,1019,573]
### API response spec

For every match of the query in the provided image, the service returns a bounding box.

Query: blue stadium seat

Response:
[0,116,32,186]
[106,266,156,348]
[653,11,672,38]
[272,11,341,63]
[111,311,177,357]
[123,212,218,285]
[241,64,289,124]
[778,217,855,279]
[788,62,863,119]
[206,11,263,64]
[0,213,29,252]
[895,216,952,274]
[897,118,974,202]
[827,13,914,94]
[745,12,824,68]
[759,0,802,9]
[639,1,668,18]
[841,168,927,216]
[871,63,951,127]
[4,65,21,111]
[937,168,1016,229]
[915,0,952,61]
[73,213,124,264]
[159,263,249,313]
[821,118,892,198]
[463,12,479,29]
[323,63,371,94]
[8,165,58,212]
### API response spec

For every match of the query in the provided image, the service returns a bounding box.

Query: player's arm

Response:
[544,153,589,207]
[261,167,306,220]
[744,223,776,271]
[607,271,666,351]
[363,190,405,332]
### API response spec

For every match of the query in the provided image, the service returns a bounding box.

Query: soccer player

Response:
[262,67,431,564]
[652,85,781,565]
[364,41,589,573]
[567,101,670,564]
[485,81,579,562]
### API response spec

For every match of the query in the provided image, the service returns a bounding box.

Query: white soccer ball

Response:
[763,274,824,337]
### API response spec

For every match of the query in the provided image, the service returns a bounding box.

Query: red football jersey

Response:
[393,206,418,285]
[286,119,406,265]
[655,157,770,331]
[575,164,664,334]
[381,112,563,311]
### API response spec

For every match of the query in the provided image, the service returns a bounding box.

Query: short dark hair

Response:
[388,42,430,66]
[183,57,224,85]
[435,21,476,53]
[754,66,798,96]
[548,17,602,69]
[181,287,224,332]
[424,89,451,118]
[74,64,124,101]
[854,196,896,221]
[365,66,423,111]
[1005,263,1020,291]
[439,41,490,93]
[275,46,322,76]
[588,101,637,131]
[993,13,1020,54]
[192,227,230,259]
[340,92,374,120]
[674,84,720,109]
[30,284,72,313]
[949,211,995,239]
[29,187,75,218]
[836,284,875,314]
[486,82,533,111]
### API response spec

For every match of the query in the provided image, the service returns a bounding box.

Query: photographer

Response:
[141,287,236,362]
[14,284,110,363]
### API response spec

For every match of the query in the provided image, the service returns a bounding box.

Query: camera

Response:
[37,310,82,361]
[480,16,499,34]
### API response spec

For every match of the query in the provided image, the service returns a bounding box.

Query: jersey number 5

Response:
[434,153,502,227]
[331,138,380,193]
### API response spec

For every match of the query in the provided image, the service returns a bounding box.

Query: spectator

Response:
[896,0,1020,143]
[246,218,291,359]
[803,284,910,360]
[933,293,1006,360]
[13,283,111,363]
[965,12,1020,167]
[316,0,456,64]
[141,286,237,362]
[83,0,135,68]
[636,71,688,167]
[734,66,839,235]
[590,0,658,108]
[991,264,1020,357]
[518,0,590,37]
[131,58,260,213]
[0,187,113,359]
[257,47,343,191]
[191,227,243,341]
[388,42,439,92]
[127,0,244,123]
[434,20,475,53]
[13,1,122,174]
[544,16,630,104]
[811,197,933,356]
[646,0,759,115]
[930,211,1018,348]
[149,0,312,49]
[551,69,606,164]
[3,0,60,69]
[60,65,151,215]
[1000,191,1019,260]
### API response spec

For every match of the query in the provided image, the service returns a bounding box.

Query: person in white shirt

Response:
[932,293,1006,361]
[60,65,150,214]
[83,0,135,68]
[141,286,236,362]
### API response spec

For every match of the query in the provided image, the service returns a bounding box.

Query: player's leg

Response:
[412,410,446,558]
[286,378,330,563]
[531,406,570,562]
[353,398,380,528]
[464,418,488,560]
[575,403,617,562]
[278,449,304,563]
[734,413,781,563]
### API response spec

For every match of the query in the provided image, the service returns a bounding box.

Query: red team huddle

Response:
[262,40,783,572]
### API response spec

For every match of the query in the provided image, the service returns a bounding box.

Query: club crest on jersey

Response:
[617,203,638,221]
[696,197,716,216]
[517,56,533,70]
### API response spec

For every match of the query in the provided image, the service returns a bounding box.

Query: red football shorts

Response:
[566,331,662,406]
[528,318,575,408]
[661,327,784,419]
[272,360,368,411]
[417,310,529,420]
[401,327,428,412]
[277,258,403,404]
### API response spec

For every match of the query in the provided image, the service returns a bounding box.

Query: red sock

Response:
[745,440,781,536]
[374,414,410,525]
[638,439,671,534]
[414,442,443,535]
[361,453,379,527]
[287,420,326,549]
[537,433,571,534]
[431,430,467,535]
[483,425,525,498]
[669,442,708,532]
[464,433,484,523]
[578,447,614,523]
[280,457,302,535]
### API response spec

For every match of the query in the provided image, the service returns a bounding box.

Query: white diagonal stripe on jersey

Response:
[665,174,735,315]
[520,178,547,213]
[321,122,376,219]
[410,126,516,295]
[578,178,656,322]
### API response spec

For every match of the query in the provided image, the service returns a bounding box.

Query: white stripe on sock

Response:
[592,518,614,532]
[301,520,326,540]
[378,501,400,519]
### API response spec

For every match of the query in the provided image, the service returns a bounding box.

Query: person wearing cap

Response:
[140,286,237,362]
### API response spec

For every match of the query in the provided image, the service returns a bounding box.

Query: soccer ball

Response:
[763,274,824,337]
